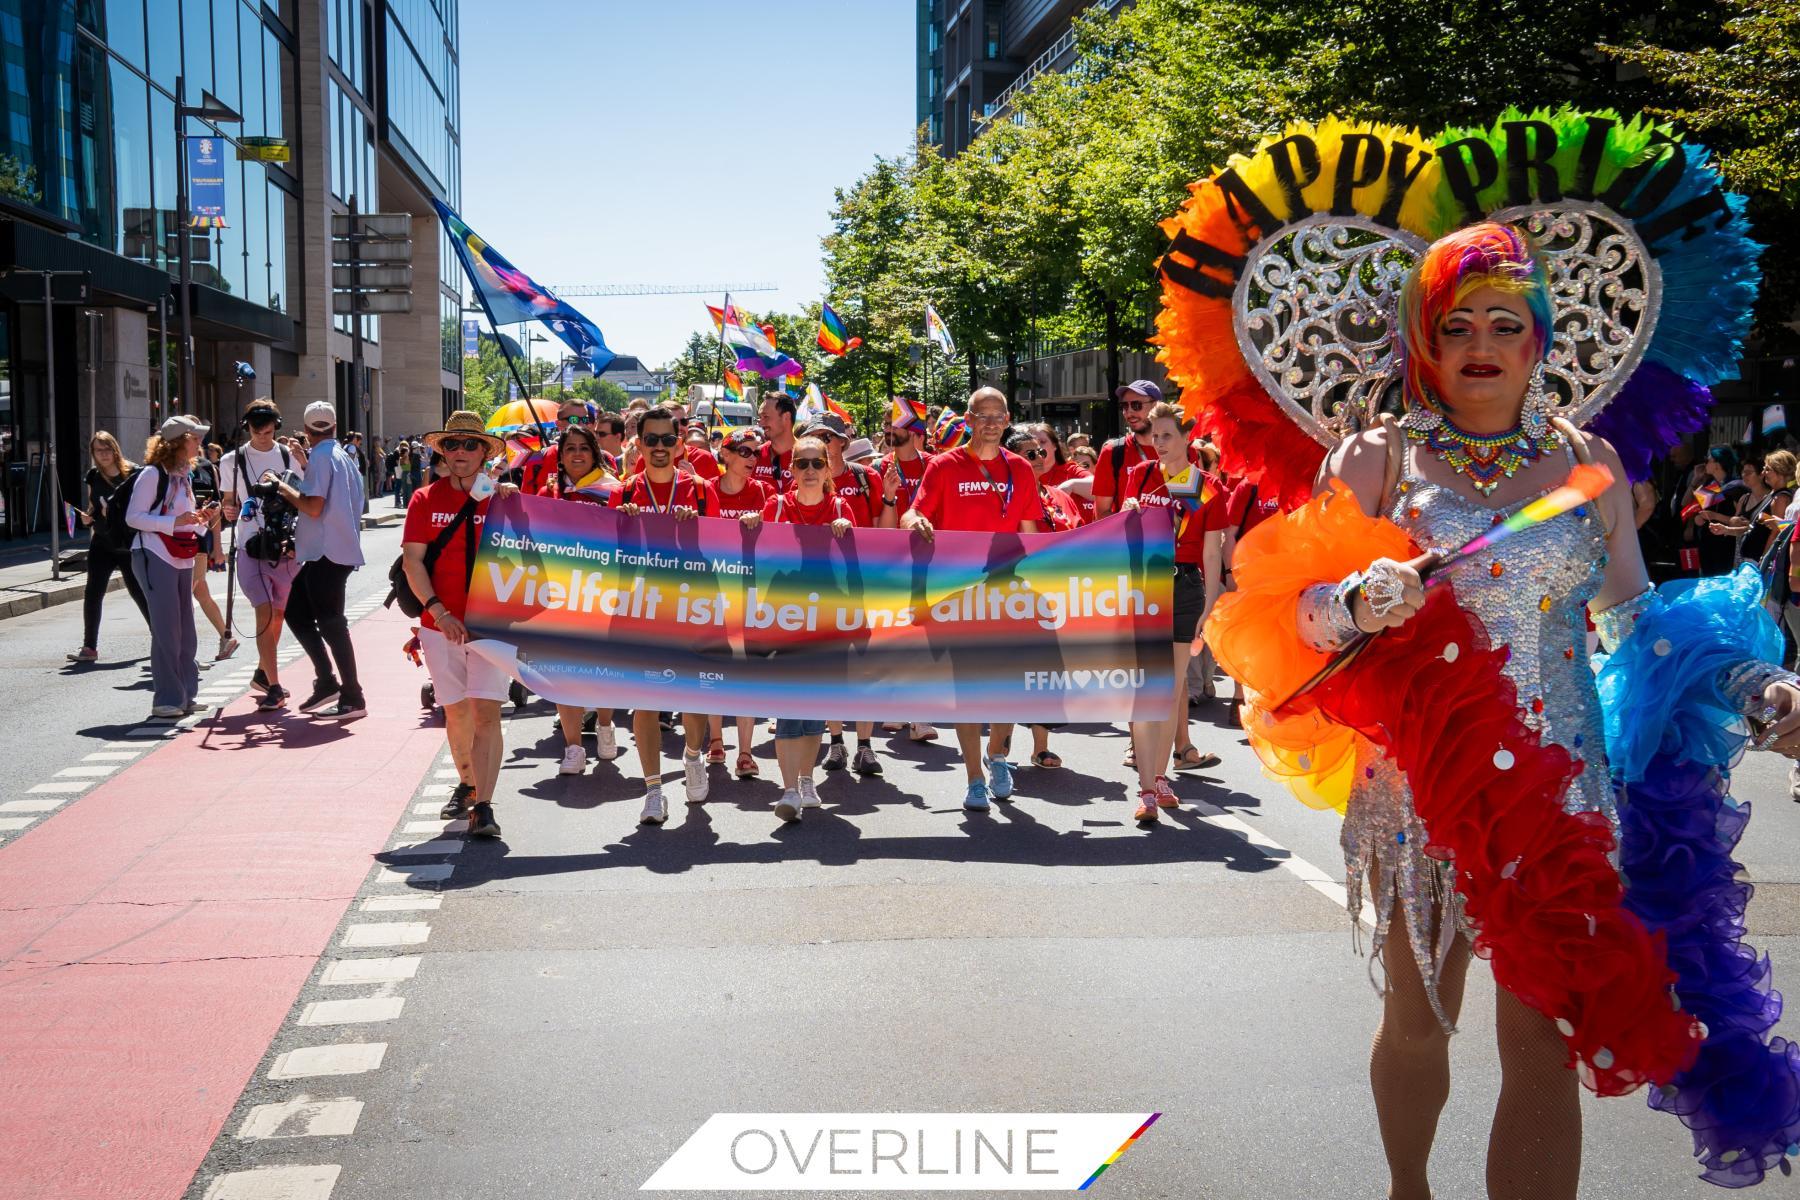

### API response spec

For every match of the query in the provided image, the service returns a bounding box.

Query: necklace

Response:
[1404,412,1557,496]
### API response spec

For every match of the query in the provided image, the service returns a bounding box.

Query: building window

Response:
[985,17,1000,60]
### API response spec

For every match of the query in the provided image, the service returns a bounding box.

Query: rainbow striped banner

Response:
[463,495,1175,722]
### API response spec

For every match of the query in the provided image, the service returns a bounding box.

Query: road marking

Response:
[320,956,421,985]
[28,781,91,794]
[434,769,461,781]
[269,1043,387,1080]
[0,817,36,831]
[372,863,453,884]
[1190,799,1373,928]
[0,798,66,813]
[410,802,450,816]
[57,765,119,778]
[341,922,430,948]
[359,894,442,912]
[402,819,464,835]
[100,741,152,750]
[387,838,463,856]
[237,1097,363,1140]
[419,783,453,798]
[84,750,146,761]
[202,1164,341,1199]
[297,996,405,1026]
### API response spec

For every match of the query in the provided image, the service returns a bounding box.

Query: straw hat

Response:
[424,410,504,458]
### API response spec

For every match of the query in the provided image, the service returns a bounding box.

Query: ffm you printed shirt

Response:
[908,447,1039,534]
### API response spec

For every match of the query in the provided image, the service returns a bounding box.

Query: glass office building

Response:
[0,0,461,539]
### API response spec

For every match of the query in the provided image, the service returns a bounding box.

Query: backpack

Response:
[1759,518,1796,608]
[103,466,169,551]
[385,497,479,618]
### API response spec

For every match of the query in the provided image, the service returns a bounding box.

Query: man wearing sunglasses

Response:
[1092,379,1166,519]
[615,405,714,825]
[902,387,1040,811]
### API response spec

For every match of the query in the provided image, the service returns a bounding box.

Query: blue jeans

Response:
[774,717,827,738]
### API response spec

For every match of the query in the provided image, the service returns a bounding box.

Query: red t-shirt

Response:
[910,447,1040,534]
[402,479,490,632]
[1092,436,1156,507]
[538,473,624,507]
[831,462,881,527]
[761,492,855,527]
[520,446,558,494]
[1121,459,1228,565]
[1042,459,1095,524]
[1037,483,1084,532]
[877,451,932,511]
[620,472,712,515]
[705,477,772,520]
[1226,479,1281,538]
[753,443,793,489]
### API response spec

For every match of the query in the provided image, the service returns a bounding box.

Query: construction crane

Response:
[550,281,779,297]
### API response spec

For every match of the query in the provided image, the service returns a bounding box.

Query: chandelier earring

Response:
[1521,362,1552,439]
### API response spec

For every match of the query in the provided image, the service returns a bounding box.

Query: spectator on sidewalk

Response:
[220,399,302,710]
[402,410,508,839]
[68,431,149,663]
[267,401,366,720]
[126,415,219,719]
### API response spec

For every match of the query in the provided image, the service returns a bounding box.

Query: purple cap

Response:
[1114,379,1163,404]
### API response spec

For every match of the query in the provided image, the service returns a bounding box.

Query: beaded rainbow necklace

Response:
[1404,412,1558,496]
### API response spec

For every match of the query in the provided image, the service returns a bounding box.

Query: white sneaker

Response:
[640,785,668,825]
[595,725,618,760]
[216,635,239,661]
[775,790,800,822]
[683,752,709,803]
[797,776,822,809]
[909,723,939,742]
[558,744,587,775]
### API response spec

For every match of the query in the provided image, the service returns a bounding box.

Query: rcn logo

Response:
[1022,668,1146,691]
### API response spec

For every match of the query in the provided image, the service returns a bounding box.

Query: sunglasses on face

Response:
[725,445,757,459]
[887,428,913,441]
[1017,446,1046,460]
[1119,400,1148,411]
[439,437,488,453]
[641,433,681,448]
[791,458,828,471]
[561,414,589,426]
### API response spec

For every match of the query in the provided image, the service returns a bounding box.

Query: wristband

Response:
[424,596,442,613]
[883,495,897,506]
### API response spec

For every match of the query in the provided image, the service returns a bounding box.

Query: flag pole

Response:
[714,291,732,397]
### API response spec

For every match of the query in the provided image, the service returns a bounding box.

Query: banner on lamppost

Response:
[187,137,228,228]
[463,318,480,358]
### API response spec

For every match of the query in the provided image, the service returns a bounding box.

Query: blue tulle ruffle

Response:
[1598,565,1800,1187]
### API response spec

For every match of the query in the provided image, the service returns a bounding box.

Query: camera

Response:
[243,470,302,564]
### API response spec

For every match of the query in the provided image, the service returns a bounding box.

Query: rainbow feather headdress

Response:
[1152,108,1761,509]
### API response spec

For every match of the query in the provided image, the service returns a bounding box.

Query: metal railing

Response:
[983,0,1127,120]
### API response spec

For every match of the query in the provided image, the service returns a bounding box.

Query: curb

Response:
[0,575,119,623]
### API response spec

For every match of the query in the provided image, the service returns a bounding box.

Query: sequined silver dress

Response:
[1345,441,1611,1030]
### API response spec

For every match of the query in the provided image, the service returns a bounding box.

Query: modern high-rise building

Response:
[916,0,1129,157]
[0,0,461,541]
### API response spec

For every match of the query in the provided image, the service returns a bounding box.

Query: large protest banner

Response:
[462,495,1174,723]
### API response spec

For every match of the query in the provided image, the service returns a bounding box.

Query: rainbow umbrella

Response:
[484,398,561,436]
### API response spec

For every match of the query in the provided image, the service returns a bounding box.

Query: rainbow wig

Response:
[1398,222,1553,410]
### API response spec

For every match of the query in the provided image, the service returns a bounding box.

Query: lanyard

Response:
[971,452,1012,516]
[643,474,677,514]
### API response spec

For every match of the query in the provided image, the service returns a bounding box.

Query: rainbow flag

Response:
[718,303,804,380]
[933,408,970,451]
[888,396,928,434]
[723,368,744,404]
[925,303,956,357]
[63,501,79,538]
[782,374,805,399]
[817,302,862,357]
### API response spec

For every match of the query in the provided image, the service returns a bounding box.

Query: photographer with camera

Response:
[264,401,366,721]
[221,399,302,711]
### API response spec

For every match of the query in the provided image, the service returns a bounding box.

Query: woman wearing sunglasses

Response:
[538,424,626,775]
[703,427,774,779]
[739,435,855,822]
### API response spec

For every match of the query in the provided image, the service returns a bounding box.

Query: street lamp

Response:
[174,76,241,417]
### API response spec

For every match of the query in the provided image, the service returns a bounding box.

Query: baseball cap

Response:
[302,401,338,431]
[158,414,210,441]
[1114,379,1163,404]
[802,412,853,441]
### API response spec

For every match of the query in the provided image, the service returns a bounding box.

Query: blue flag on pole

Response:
[431,198,615,376]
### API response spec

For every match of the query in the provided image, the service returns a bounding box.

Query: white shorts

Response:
[419,626,512,706]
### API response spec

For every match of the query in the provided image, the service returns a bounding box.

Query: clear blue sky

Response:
[458,0,917,370]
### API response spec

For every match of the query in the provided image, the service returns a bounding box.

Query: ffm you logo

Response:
[641,1113,1159,1191]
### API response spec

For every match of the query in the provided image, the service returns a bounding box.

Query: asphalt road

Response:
[3,520,1798,1199]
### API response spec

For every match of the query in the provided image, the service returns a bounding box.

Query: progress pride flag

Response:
[462,494,1174,723]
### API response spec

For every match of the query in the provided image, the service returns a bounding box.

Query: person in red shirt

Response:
[1092,379,1164,517]
[1119,401,1229,821]
[702,427,773,779]
[402,411,511,840]
[538,424,625,775]
[616,406,712,826]
[802,412,895,775]
[519,397,589,494]
[902,387,1040,811]
[876,406,933,515]
[1022,422,1095,524]
[1009,429,1084,533]
[739,436,854,822]
[754,392,797,489]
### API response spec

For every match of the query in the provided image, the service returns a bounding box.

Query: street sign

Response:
[332,264,412,289]
[330,237,412,263]
[330,213,412,239]
[236,136,290,163]
[332,291,414,315]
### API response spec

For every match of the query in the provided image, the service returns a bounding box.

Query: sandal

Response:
[1172,745,1221,771]
[1031,750,1062,769]
[706,736,727,765]
[735,751,759,779]
[1123,744,1137,769]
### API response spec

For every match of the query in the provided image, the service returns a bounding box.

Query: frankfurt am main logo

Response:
[640,1113,1160,1191]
